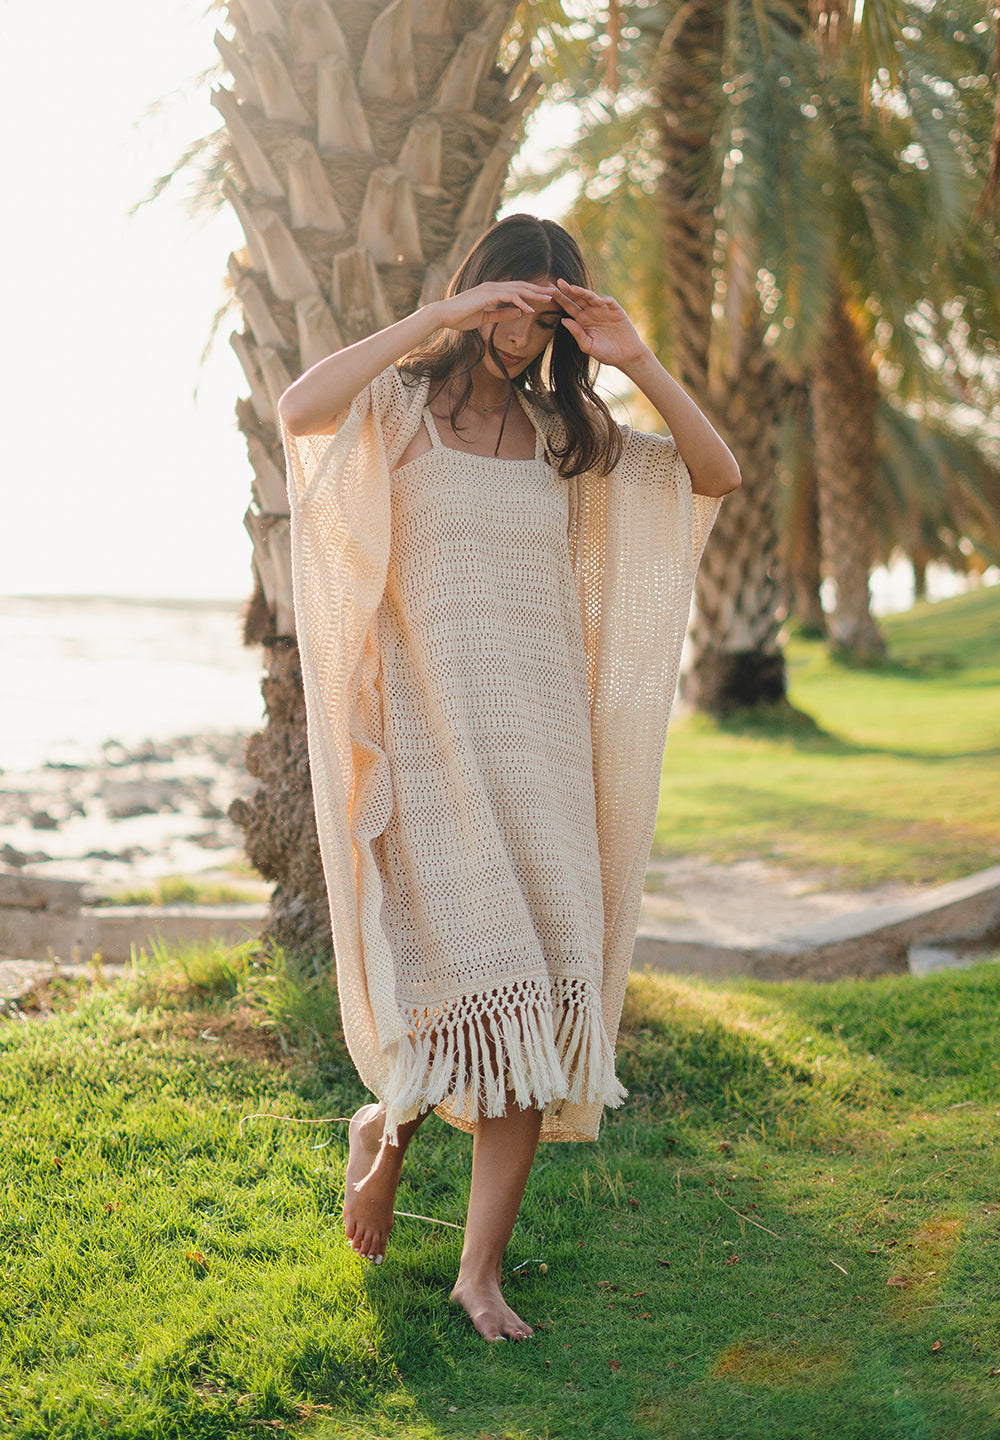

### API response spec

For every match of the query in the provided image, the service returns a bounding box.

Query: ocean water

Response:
[4,566,992,774]
[1,595,265,773]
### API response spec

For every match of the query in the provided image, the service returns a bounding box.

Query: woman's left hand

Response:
[547,279,648,371]
[549,281,741,497]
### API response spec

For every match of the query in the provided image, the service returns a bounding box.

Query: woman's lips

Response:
[496,351,522,369]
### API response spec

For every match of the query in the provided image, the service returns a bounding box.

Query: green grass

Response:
[102,875,269,907]
[655,586,1000,885]
[4,949,1000,1440]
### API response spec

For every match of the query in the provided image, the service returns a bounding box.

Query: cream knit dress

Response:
[283,365,721,1144]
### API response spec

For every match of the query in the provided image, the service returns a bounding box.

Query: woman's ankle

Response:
[455,1253,504,1289]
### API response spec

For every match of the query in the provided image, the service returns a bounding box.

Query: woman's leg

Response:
[344,1102,428,1263]
[449,1102,544,1341]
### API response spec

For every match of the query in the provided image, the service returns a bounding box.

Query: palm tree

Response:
[210,0,541,956]
[777,383,827,636]
[714,0,999,654]
[877,404,1000,592]
[653,2,790,710]
[519,4,789,711]
[523,0,999,666]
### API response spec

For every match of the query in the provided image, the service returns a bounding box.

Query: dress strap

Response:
[515,392,550,464]
[422,406,445,449]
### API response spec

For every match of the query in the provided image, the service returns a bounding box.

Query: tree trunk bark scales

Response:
[220,0,526,957]
[228,644,330,961]
[655,0,787,715]
[811,286,886,660]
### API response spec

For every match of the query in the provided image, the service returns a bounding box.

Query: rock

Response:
[131,741,175,763]
[105,802,158,820]
[84,847,149,863]
[0,874,85,914]
[100,780,185,819]
[189,831,234,850]
[30,810,60,831]
[0,844,49,869]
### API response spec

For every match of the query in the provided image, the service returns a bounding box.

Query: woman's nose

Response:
[502,312,532,347]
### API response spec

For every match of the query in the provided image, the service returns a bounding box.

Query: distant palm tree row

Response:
[519,0,1000,703]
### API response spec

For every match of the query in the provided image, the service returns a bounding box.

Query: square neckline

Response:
[420,396,546,465]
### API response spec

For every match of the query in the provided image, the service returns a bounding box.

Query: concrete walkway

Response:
[2,860,999,1009]
[635,858,1000,980]
[0,871,265,1010]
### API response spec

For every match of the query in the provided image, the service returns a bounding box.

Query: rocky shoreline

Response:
[0,731,258,892]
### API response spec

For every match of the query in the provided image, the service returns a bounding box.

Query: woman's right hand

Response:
[429,281,556,334]
[280,281,555,436]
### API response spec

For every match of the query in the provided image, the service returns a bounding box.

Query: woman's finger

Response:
[547,288,584,312]
[559,315,593,350]
[555,278,614,307]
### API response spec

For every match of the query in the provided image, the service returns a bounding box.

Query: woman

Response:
[278,214,740,1343]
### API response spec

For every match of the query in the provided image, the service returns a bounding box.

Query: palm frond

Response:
[878,401,1000,567]
[129,129,229,217]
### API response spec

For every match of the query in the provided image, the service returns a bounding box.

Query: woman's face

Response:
[477,273,565,379]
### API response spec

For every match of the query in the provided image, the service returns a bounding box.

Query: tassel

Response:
[378,976,626,1128]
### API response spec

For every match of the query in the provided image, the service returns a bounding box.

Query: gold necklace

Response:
[467,390,511,415]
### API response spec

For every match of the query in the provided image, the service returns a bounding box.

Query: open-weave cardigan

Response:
[283,365,721,1142]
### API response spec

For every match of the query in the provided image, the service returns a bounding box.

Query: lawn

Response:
[5,587,999,1438]
[655,586,1000,885]
[3,949,1000,1440]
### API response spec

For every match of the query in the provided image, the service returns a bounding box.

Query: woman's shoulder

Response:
[368,364,428,420]
[617,421,678,453]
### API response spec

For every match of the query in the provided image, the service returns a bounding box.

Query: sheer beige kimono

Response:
[283,366,720,1143]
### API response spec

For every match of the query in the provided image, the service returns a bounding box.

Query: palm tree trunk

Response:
[781,386,827,636]
[911,545,930,603]
[810,284,886,660]
[218,0,537,958]
[654,1,787,714]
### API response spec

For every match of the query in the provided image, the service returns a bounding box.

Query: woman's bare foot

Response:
[343,1103,403,1264]
[449,1274,534,1342]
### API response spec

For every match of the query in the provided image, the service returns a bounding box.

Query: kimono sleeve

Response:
[281,364,416,514]
[616,425,722,579]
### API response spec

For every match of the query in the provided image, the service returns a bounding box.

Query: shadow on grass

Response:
[702,701,1000,764]
[6,959,1000,1439]
[737,962,1000,1105]
[654,778,998,882]
[298,965,1000,1439]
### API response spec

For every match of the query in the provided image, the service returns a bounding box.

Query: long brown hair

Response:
[400,214,623,479]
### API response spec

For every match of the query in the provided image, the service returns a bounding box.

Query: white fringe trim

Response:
[379,975,627,1144]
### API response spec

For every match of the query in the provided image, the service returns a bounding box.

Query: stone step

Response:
[0,903,267,966]
[632,864,1000,981]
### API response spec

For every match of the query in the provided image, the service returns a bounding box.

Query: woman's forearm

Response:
[278,279,557,436]
[277,305,444,436]
[620,349,742,498]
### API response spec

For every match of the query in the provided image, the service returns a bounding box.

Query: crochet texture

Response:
[283,366,720,1142]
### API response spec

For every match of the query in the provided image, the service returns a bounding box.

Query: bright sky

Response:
[1,1,249,599]
[0,1,579,602]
